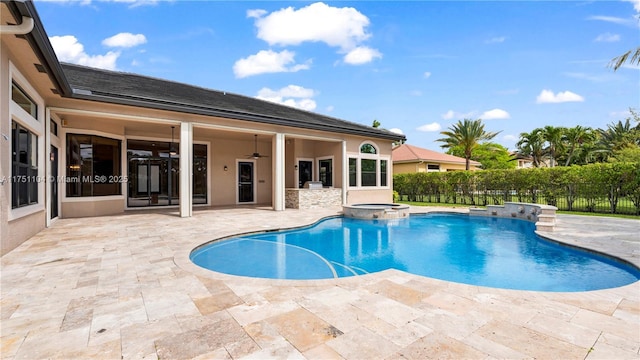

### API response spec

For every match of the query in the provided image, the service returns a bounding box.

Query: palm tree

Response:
[563,125,595,166]
[436,118,500,170]
[609,47,640,71]
[541,125,565,167]
[516,129,546,167]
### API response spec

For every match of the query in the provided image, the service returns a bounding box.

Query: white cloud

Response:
[255,85,317,111]
[563,72,617,83]
[102,32,147,48]
[623,0,640,13]
[480,108,510,120]
[325,105,334,112]
[587,15,637,27]
[410,90,423,97]
[423,71,431,79]
[536,89,585,104]
[441,110,476,120]
[233,50,310,78]
[343,46,382,65]
[594,32,620,42]
[50,35,119,70]
[389,128,404,135]
[251,2,370,49]
[441,110,456,120]
[417,122,441,132]
[503,134,518,142]
[485,36,506,44]
[248,2,381,65]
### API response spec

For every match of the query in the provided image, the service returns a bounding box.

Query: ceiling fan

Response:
[247,134,269,159]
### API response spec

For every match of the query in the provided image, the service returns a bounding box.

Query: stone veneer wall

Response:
[469,202,557,231]
[285,188,342,209]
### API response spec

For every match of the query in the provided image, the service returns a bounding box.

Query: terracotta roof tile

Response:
[392,144,481,165]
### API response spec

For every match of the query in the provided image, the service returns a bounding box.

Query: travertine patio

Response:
[1,206,639,359]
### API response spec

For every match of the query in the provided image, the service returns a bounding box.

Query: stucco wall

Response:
[61,199,124,218]
[346,189,393,204]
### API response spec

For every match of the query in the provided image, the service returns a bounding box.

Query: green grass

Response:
[398,200,640,219]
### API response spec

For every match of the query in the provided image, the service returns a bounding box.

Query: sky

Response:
[34,0,640,151]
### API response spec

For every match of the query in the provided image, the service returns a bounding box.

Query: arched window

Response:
[360,143,377,154]
[348,141,389,188]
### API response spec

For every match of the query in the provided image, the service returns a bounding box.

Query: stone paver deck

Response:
[1,206,639,359]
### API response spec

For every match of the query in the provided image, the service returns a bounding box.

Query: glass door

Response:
[238,161,254,203]
[298,160,313,188]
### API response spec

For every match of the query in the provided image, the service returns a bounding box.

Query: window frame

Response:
[66,133,123,197]
[8,63,45,220]
[347,141,391,189]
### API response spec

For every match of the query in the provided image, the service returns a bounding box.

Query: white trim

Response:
[295,157,314,188]
[61,129,126,202]
[346,140,391,190]
[236,159,257,204]
[316,155,334,187]
[8,62,46,222]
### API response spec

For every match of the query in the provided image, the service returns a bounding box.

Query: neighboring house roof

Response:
[392,144,481,166]
[5,0,405,142]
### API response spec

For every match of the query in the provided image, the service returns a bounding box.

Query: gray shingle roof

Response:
[61,63,405,141]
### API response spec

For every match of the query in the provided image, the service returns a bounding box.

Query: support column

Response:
[273,133,285,211]
[342,140,348,205]
[179,122,193,217]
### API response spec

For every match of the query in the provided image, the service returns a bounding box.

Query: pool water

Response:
[190,214,640,292]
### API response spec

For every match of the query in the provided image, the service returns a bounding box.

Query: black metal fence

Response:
[393,164,640,216]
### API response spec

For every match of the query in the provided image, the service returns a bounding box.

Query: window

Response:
[361,159,377,186]
[349,158,357,187]
[427,164,440,172]
[318,158,333,187]
[12,82,37,118]
[349,142,390,188]
[50,119,58,136]
[11,122,38,208]
[193,144,207,204]
[67,134,122,197]
[360,143,377,154]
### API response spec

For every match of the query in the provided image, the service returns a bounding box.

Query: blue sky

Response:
[35,0,639,151]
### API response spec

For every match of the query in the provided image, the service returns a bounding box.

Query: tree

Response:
[562,125,595,166]
[372,119,381,128]
[516,129,546,167]
[447,142,516,170]
[609,47,640,71]
[541,125,566,167]
[436,118,500,170]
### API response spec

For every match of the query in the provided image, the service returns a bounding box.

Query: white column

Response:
[273,133,285,211]
[342,140,348,205]
[179,122,193,217]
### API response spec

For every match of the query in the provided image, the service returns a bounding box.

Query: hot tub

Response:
[342,203,410,220]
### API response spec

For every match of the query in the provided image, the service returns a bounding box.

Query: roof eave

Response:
[72,91,407,141]
[8,1,73,97]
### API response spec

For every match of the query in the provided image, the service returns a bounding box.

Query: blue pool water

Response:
[190,214,640,291]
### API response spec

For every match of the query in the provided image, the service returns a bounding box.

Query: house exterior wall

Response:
[1,41,48,255]
[393,161,478,174]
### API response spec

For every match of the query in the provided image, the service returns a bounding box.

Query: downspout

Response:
[0,16,34,35]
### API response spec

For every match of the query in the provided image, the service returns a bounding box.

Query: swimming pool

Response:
[190,213,640,291]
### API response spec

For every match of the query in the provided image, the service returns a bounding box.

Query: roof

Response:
[392,144,481,166]
[61,63,405,141]
[3,0,405,142]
